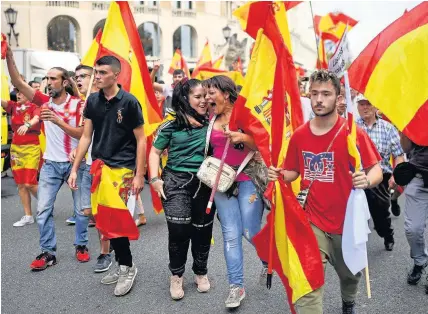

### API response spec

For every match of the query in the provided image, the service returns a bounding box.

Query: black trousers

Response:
[110,237,132,267]
[364,173,394,238]
[161,168,215,277]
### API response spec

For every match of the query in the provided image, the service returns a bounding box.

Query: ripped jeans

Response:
[215,180,264,287]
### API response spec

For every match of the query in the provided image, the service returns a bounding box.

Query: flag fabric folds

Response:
[81,29,102,67]
[191,40,213,78]
[212,55,224,69]
[169,48,191,78]
[231,1,323,310]
[90,160,139,240]
[80,1,164,214]
[10,144,40,185]
[192,67,245,86]
[348,2,428,146]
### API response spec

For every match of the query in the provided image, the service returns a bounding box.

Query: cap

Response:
[356,94,369,103]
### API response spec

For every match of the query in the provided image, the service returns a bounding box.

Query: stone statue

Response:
[224,34,248,70]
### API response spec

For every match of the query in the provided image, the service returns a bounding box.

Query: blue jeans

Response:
[81,163,92,210]
[215,180,264,287]
[36,160,88,254]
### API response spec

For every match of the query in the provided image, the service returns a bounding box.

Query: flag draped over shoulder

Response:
[192,67,245,86]
[348,2,428,146]
[169,49,191,78]
[230,2,323,310]
[80,1,164,214]
[191,40,212,78]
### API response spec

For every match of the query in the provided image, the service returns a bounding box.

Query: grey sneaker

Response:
[94,254,112,273]
[101,263,119,285]
[225,285,246,308]
[114,264,138,296]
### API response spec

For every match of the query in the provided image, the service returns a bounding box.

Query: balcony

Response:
[92,1,110,10]
[46,1,79,8]
[172,9,196,18]
[134,5,161,15]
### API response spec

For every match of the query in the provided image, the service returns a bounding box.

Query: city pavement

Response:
[1,171,427,314]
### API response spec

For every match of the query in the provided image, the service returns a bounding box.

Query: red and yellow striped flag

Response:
[212,55,224,69]
[81,29,102,67]
[192,67,245,86]
[191,40,212,78]
[81,1,164,214]
[348,2,428,146]
[231,2,323,311]
[168,48,191,78]
[90,160,139,240]
[1,61,9,171]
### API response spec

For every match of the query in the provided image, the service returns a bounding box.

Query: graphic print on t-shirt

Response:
[302,151,334,182]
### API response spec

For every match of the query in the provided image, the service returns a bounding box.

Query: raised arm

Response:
[5,45,35,102]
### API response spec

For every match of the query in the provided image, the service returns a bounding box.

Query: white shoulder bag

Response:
[197,115,255,193]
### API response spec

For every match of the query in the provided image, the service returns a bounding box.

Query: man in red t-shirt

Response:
[268,70,382,314]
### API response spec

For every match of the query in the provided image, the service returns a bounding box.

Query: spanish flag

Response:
[1,61,9,171]
[191,40,212,78]
[212,55,224,69]
[81,29,102,67]
[348,2,428,146]
[192,67,245,86]
[90,160,139,240]
[169,48,191,78]
[231,2,323,311]
[80,1,164,214]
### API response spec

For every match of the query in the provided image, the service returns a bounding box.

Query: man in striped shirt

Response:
[356,95,405,251]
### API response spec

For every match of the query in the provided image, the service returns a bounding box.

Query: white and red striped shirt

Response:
[33,90,83,162]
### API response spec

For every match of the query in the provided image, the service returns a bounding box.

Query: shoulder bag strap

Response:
[204,115,217,158]
[305,121,347,192]
[236,151,256,175]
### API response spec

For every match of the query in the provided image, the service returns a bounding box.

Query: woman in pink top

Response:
[205,76,264,309]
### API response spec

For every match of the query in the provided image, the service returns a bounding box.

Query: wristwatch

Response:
[24,122,31,128]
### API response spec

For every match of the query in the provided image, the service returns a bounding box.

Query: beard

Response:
[313,105,336,117]
[48,87,63,99]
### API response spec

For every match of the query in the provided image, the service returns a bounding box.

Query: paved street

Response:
[1,172,427,314]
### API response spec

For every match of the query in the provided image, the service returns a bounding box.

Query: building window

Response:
[173,25,197,58]
[175,1,192,9]
[139,1,157,6]
[47,15,80,52]
[138,22,161,57]
[93,19,106,38]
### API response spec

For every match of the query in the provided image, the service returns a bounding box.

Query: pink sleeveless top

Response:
[210,129,251,182]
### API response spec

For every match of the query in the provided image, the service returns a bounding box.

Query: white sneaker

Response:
[13,216,34,227]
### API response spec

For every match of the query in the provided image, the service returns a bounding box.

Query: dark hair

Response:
[172,79,204,129]
[236,85,243,94]
[75,64,93,73]
[96,56,121,72]
[157,80,165,84]
[50,67,76,96]
[173,69,185,77]
[28,81,39,88]
[309,70,341,96]
[205,75,238,104]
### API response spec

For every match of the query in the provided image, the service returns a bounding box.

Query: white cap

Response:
[356,94,369,103]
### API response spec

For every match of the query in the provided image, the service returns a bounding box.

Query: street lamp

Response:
[4,5,19,46]
[222,25,231,42]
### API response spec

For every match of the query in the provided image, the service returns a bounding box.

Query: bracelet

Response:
[24,122,31,128]
[149,177,160,185]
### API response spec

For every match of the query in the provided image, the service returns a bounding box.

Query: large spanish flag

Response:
[81,1,164,214]
[231,2,323,311]
[81,29,102,67]
[192,67,245,86]
[168,48,191,78]
[191,40,212,78]
[348,2,428,146]
[1,60,9,171]
[90,160,139,240]
[212,55,224,69]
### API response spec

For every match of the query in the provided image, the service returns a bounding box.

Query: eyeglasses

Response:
[74,74,90,81]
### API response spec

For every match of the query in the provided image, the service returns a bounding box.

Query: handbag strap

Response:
[236,151,256,175]
[305,121,346,192]
[204,114,217,158]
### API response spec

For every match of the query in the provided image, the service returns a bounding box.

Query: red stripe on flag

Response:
[348,2,428,93]
[95,205,139,240]
[402,99,428,146]
[12,168,38,185]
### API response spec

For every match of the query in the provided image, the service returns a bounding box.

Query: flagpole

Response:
[309,1,320,61]
[78,72,95,127]
[365,266,372,299]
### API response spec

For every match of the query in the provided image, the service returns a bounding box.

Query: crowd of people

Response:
[2,39,428,314]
